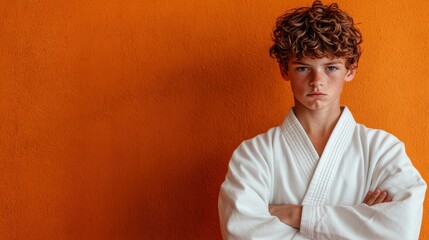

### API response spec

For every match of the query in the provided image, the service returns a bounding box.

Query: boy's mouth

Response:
[307,91,326,96]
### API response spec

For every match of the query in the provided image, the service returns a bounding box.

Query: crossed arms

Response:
[218,139,426,239]
[269,188,392,229]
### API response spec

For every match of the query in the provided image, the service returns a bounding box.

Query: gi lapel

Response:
[301,107,356,205]
[281,109,320,181]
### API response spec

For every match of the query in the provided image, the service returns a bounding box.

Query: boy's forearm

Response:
[268,189,391,229]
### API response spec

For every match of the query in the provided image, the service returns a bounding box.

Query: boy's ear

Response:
[345,67,357,82]
[279,63,289,81]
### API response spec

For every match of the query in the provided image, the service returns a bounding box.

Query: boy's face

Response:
[281,56,356,112]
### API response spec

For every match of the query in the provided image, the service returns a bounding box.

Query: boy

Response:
[218,1,426,239]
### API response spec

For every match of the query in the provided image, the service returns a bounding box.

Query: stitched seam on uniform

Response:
[310,109,356,204]
[302,107,356,205]
[281,111,318,180]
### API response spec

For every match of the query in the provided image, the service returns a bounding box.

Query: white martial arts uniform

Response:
[218,107,426,240]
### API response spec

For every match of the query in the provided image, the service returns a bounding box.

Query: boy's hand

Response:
[269,204,302,229]
[363,188,392,206]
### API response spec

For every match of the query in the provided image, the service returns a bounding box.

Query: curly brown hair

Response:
[269,1,362,70]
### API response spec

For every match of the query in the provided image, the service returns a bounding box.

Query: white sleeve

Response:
[218,138,299,240]
[300,141,427,240]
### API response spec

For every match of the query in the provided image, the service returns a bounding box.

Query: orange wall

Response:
[0,0,428,239]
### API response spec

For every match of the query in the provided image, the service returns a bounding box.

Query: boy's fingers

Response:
[374,191,388,204]
[364,189,393,205]
[363,191,372,203]
[366,189,381,205]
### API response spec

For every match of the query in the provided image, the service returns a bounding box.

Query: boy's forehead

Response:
[289,56,347,64]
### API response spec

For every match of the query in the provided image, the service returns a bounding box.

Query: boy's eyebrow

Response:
[290,60,309,65]
[324,61,343,65]
[290,60,344,65]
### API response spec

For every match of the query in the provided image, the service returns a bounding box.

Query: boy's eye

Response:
[296,67,309,72]
[327,66,339,71]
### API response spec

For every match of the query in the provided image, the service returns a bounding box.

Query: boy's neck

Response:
[293,102,343,156]
[293,103,343,136]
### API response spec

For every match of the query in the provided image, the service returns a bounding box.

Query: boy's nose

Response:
[309,72,325,86]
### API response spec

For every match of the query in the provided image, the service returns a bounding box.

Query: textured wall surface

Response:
[0,0,428,239]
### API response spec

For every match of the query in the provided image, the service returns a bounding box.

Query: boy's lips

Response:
[307,92,326,96]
